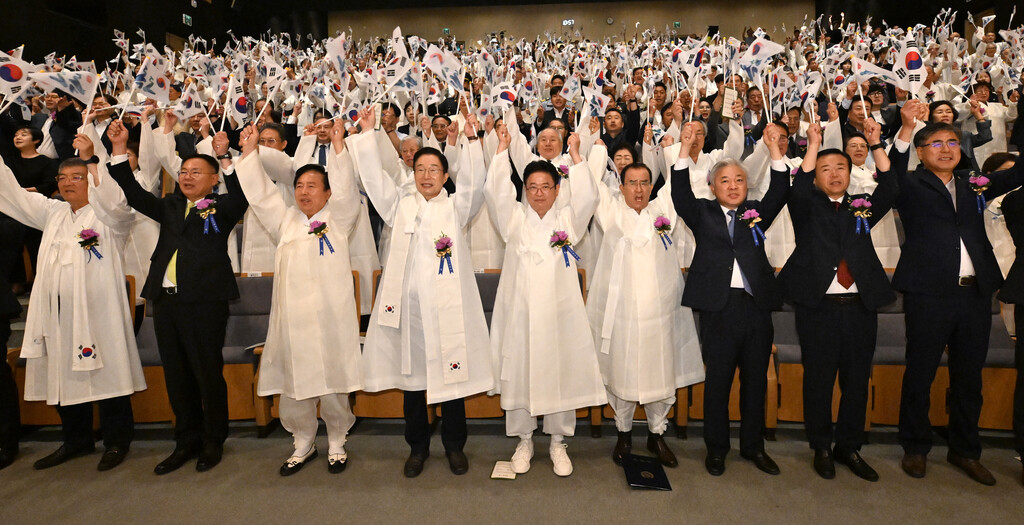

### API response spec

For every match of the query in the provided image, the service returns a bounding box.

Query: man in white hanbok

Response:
[235,121,363,476]
[585,153,704,468]
[0,132,145,472]
[485,126,606,477]
[353,109,494,478]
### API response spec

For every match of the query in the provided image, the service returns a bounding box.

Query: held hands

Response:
[763,124,784,160]
[239,123,259,157]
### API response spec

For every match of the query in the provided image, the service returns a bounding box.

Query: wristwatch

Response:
[217,154,232,160]
[85,155,100,165]
[869,143,885,151]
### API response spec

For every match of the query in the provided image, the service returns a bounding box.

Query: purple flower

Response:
[558,164,569,176]
[653,216,671,229]
[850,198,872,208]
[434,236,452,251]
[79,228,99,240]
[970,175,990,187]
[549,230,568,244]
[196,198,215,210]
[741,209,760,221]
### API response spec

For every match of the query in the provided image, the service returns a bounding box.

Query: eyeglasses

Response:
[925,140,960,149]
[179,170,215,179]
[431,123,449,129]
[258,138,280,145]
[525,184,555,193]
[414,167,443,176]
[56,174,85,183]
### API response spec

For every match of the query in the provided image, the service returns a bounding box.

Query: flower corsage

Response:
[435,233,454,274]
[308,220,334,255]
[969,173,990,214]
[195,198,220,234]
[850,198,872,234]
[557,164,570,179]
[550,230,580,267]
[78,228,103,262]
[739,209,766,246]
[654,216,673,250]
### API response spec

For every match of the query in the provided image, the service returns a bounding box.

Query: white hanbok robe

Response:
[586,166,705,404]
[238,145,295,273]
[235,149,363,400]
[848,163,902,268]
[742,142,800,267]
[484,152,607,415]
[352,132,494,404]
[0,160,145,405]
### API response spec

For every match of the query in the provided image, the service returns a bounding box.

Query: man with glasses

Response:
[0,133,145,472]
[109,119,249,475]
[892,121,1024,485]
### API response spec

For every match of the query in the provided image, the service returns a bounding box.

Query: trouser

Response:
[279,393,356,456]
[0,321,19,450]
[795,296,876,452]
[899,288,991,459]
[403,390,466,456]
[55,395,134,450]
[606,391,673,435]
[1013,306,1024,456]
[698,290,774,456]
[505,408,576,439]
[152,294,230,449]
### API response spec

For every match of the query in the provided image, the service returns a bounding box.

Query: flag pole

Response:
[253,81,280,125]
[118,56,150,119]
[855,77,869,121]
[220,75,234,132]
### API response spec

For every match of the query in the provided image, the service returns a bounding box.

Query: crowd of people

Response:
[1,10,1023,489]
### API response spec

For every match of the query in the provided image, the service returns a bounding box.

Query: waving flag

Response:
[325,33,348,74]
[892,39,926,92]
[852,57,901,88]
[0,51,39,97]
[490,81,518,113]
[740,37,786,64]
[424,44,465,93]
[173,82,205,120]
[29,70,98,104]
[133,54,170,103]
[225,75,248,124]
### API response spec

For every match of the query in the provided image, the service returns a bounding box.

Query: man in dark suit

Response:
[992,153,1024,487]
[1008,89,1024,153]
[538,87,574,133]
[671,121,791,476]
[174,114,213,159]
[30,90,82,160]
[108,121,248,475]
[893,120,1024,486]
[0,243,22,470]
[778,104,914,482]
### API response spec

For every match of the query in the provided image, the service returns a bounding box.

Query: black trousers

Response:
[795,297,876,452]
[152,293,229,449]
[698,290,774,456]
[403,390,466,456]
[55,395,134,449]
[1014,306,1024,456]
[0,321,19,451]
[899,288,991,459]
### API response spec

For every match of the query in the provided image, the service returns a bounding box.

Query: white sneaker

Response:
[550,442,573,477]
[511,438,533,474]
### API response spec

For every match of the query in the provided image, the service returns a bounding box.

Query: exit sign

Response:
[182,14,193,27]
[674,22,680,28]
[443,28,450,35]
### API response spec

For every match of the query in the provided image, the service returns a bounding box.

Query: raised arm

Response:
[670,124,703,229]
[757,124,792,228]
[504,106,537,176]
[0,156,57,231]
[484,124,517,240]
[77,125,133,236]
[453,117,487,229]
[347,108,401,227]
[862,117,899,228]
[136,106,164,194]
[325,119,360,235]
[563,132,599,242]
[235,124,288,243]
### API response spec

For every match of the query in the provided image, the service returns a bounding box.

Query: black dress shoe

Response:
[647,434,678,468]
[813,448,835,479]
[155,447,199,475]
[279,447,317,477]
[446,450,468,475]
[900,453,926,479]
[97,446,129,472]
[327,453,348,474]
[33,444,94,470]
[613,431,632,465]
[741,450,780,475]
[0,448,17,471]
[196,443,223,472]
[705,454,726,476]
[404,453,427,478]
[835,448,879,482]
[947,451,996,486]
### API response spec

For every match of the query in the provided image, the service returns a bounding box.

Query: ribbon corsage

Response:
[739,209,766,246]
[850,197,873,234]
[435,233,454,274]
[557,164,570,179]
[550,230,580,267]
[654,216,673,250]
[308,220,334,256]
[195,198,220,234]
[969,173,990,214]
[77,228,103,262]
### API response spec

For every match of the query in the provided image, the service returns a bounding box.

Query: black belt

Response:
[958,275,977,287]
[162,286,178,295]
[825,293,860,304]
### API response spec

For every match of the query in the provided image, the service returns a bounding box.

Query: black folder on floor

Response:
[622,454,671,490]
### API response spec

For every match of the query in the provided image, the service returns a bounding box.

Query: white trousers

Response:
[506,408,576,439]
[607,391,674,435]
[279,393,356,456]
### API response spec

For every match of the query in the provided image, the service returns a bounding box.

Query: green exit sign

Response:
[182,14,193,27]
[674,22,680,28]
[443,28,450,35]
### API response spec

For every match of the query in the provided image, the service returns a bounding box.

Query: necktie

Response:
[166,201,196,287]
[833,201,854,289]
[317,144,327,166]
[727,210,753,294]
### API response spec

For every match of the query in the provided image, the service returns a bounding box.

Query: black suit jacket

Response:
[1010,92,1024,149]
[174,131,205,159]
[892,148,1024,297]
[108,160,248,302]
[997,185,1024,304]
[538,108,574,132]
[30,106,82,160]
[778,165,898,310]
[671,164,791,312]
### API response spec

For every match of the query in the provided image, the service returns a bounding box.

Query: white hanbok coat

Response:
[0,160,145,405]
[484,152,607,415]
[235,148,363,400]
[351,132,494,404]
[586,163,705,404]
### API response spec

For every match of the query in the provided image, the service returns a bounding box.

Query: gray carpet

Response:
[1,421,1023,524]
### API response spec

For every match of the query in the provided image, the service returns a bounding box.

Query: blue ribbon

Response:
[976,194,986,214]
[203,215,220,234]
[855,216,871,235]
[658,232,673,250]
[318,234,335,256]
[561,246,581,267]
[750,225,765,247]
[86,246,103,262]
[438,253,453,274]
